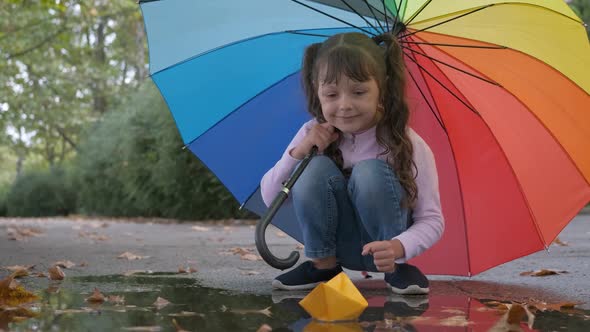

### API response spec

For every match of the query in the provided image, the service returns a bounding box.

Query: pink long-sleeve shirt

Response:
[260,119,444,262]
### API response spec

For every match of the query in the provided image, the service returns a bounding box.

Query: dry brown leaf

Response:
[520,269,568,277]
[552,237,569,246]
[118,252,149,260]
[53,260,76,269]
[3,265,35,273]
[256,324,272,332]
[172,319,190,332]
[153,297,170,310]
[9,269,30,279]
[123,327,162,331]
[191,226,210,232]
[85,288,106,304]
[439,316,471,327]
[36,272,47,278]
[6,227,44,241]
[506,304,526,325]
[79,261,88,267]
[48,266,65,281]
[178,265,197,274]
[528,301,580,312]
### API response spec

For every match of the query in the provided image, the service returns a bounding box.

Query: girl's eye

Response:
[354,91,366,95]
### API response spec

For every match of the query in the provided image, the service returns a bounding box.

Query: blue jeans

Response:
[291,156,411,272]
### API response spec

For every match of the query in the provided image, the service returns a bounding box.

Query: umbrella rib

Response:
[286,31,332,38]
[401,45,501,87]
[381,0,389,32]
[362,0,385,33]
[391,0,403,35]
[406,67,447,133]
[339,0,381,33]
[401,5,494,39]
[403,0,432,27]
[289,0,376,36]
[405,44,472,276]
[401,40,507,50]
[402,50,480,116]
[181,70,302,150]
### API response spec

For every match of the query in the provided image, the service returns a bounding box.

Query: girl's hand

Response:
[290,122,339,159]
[362,240,405,273]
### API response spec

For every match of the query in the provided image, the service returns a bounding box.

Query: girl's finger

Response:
[373,250,394,260]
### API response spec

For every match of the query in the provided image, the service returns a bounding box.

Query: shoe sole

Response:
[272,279,320,291]
[388,284,429,295]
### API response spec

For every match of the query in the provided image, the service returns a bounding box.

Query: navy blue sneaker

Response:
[272,261,343,290]
[384,263,429,295]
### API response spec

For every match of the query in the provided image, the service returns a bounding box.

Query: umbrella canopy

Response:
[139,0,590,276]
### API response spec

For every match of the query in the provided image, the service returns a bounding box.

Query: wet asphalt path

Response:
[1,213,589,309]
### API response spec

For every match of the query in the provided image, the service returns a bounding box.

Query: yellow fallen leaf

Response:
[118,252,149,260]
[48,266,65,281]
[85,288,106,304]
[153,297,170,310]
[53,260,76,269]
[0,275,38,306]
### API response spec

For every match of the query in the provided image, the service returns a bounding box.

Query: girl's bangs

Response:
[318,46,377,84]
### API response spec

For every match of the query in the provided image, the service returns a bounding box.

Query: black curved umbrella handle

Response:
[255,146,318,270]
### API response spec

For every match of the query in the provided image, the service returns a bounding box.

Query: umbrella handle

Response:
[255,146,318,270]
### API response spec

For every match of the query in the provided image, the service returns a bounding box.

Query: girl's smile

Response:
[317,73,381,134]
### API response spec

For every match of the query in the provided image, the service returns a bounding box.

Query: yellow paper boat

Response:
[299,272,368,322]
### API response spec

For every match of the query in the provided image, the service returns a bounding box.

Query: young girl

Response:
[260,32,444,295]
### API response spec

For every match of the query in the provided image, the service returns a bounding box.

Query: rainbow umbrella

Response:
[139,0,590,276]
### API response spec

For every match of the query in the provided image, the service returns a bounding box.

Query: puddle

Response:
[4,274,590,331]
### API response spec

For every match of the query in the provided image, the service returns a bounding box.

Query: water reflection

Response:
[6,274,590,331]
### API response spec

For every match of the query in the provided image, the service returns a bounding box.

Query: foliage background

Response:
[0,0,588,218]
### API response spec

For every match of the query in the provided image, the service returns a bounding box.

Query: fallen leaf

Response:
[108,295,125,305]
[53,260,76,269]
[552,237,569,246]
[256,324,272,332]
[79,261,88,267]
[123,327,162,331]
[85,288,106,304]
[0,305,37,327]
[123,270,153,276]
[230,306,272,317]
[168,311,203,317]
[172,319,190,332]
[178,265,197,274]
[0,275,38,306]
[48,266,65,281]
[439,316,471,327]
[6,227,44,241]
[528,301,581,312]
[240,270,261,276]
[506,304,526,325]
[9,269,30,279]
[118,252,149,260]
[520,269,568,277]
[191,226,210,232]
[241,254,262,261]
[3,265,35,273]
[153,297,170,310]
[36,272,47,278]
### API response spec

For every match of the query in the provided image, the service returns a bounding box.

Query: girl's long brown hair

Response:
[301,32,417,208]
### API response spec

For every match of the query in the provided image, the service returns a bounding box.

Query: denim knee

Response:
[292,155,342,199]
[348,159,403,203]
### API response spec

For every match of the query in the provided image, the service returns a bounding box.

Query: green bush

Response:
[74,82,250,220]
[5,167,76,217]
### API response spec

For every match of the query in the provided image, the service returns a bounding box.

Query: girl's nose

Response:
[338,96,353,111]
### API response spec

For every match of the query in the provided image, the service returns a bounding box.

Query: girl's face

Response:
[317,73,381,134]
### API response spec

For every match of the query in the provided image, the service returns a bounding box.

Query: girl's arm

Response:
[393,130,445,262]
[260,119,316,207]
